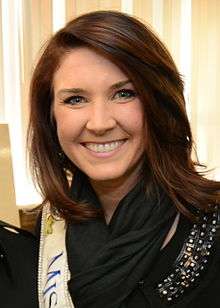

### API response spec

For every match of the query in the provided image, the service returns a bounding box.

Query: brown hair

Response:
[28,10,220,222]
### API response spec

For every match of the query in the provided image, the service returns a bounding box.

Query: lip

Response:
[80,138,128,158]
[81,138,127,145]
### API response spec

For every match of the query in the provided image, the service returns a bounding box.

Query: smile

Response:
[83,140,126,153]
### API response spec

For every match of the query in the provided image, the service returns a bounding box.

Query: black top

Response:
[0,221,38,308]
[67,174,177,308]
[125,215,220,307]
[67,215,220,307]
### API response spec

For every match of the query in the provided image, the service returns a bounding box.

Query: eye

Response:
[113,89,137,101]
[63,95,86,105]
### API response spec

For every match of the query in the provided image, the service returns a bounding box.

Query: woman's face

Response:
[53,47,146,184]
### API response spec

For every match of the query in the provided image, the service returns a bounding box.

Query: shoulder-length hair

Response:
[28,10,220,222]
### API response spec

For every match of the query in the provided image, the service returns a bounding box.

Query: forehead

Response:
[53,47,128,88]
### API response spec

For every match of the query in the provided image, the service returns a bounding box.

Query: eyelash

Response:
[114,89,137,100]
[63,89,137,106]
[64,96,84,105]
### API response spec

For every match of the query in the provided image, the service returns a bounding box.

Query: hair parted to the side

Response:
[28,10,220,222]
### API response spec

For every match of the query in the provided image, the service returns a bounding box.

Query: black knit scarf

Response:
[66,171,176,308]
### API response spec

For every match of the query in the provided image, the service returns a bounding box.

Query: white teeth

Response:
[84,140,125,153]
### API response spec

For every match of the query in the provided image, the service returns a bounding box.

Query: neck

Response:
[90,165,142,224]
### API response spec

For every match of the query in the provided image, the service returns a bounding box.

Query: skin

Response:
[53,47,146,223]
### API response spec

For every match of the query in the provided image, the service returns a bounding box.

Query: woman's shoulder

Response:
[0,220,38,261]
[0,220,36,237]
[0,220,38,308]
[0,220,37,249]
[0,219,38,264]
[134,213,220,308]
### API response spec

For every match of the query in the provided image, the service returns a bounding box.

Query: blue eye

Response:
[114,89,137,100]
[64,95,85,105]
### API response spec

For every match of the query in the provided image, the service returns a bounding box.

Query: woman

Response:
[0,220,38,308]
[28,11,220,308]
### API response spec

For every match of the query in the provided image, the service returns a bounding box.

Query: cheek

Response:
[54,109,80,144]
[123,105,147,151]
[118,102,145,136]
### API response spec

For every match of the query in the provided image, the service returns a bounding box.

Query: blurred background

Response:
[0,0,219,228]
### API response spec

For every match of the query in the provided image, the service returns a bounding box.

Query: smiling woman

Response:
[53,47,145,192]
[28,10,220,308]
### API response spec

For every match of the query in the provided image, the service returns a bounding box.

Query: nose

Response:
[86,101,116,135]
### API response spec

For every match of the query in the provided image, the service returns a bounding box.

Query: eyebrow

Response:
[56,79,132,97]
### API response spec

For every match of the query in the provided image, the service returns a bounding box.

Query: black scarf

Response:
[67,171,176,308]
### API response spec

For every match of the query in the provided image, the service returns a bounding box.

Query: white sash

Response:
[38,204,74,308]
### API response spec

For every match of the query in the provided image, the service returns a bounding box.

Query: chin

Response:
[81,166,127,183]
[87,172,124,182]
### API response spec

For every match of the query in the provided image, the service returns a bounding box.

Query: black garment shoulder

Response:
[126,215,220,308]
[0,221,38,308]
